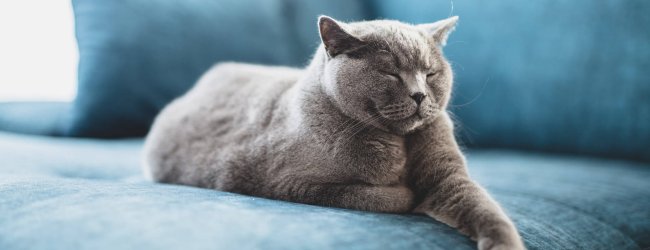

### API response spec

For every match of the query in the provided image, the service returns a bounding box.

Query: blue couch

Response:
[1,1,648,249]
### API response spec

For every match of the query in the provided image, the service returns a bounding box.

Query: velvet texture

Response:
[0,102,69,136]
[373,0,650,161]
[1,131,648,249]
[68,0,370,138]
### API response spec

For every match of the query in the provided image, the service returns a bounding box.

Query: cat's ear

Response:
[418,16,459,47]
[318,15,366,57]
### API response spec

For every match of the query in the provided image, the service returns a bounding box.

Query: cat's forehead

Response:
[348,20,441,70]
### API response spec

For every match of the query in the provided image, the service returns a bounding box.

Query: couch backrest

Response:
[69,0,649,161]
[372,0,650,161]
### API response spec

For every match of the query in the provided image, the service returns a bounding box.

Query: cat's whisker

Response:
[336,115,383,145]
[316,117,366,156]
[322,114,381,151]
[331,113,378,138]
[339,115,381,137]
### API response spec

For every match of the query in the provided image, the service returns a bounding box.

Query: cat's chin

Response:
[378,113,438,135]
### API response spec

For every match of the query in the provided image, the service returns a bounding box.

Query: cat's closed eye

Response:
[426,71,440,82]
[379,70,401,81]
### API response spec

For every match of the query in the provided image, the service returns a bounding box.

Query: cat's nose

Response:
[410,92,426,105]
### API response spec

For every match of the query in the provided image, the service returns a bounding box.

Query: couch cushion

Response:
[0,102,69,136]
[0,132,648,249]
[68,0,370,138]
[373,0,650,162]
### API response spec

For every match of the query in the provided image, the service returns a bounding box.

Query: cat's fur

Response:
[143,16,525,250]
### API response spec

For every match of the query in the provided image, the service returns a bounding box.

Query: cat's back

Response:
[150,62,304,137]
[187,62,304,135]
[143,62,304,184]
[189,63,304,100]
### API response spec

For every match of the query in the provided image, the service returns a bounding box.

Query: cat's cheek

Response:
[427,87,447,107]
[370,91,392,108]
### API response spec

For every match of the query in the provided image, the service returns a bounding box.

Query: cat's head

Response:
[317,16,458,135]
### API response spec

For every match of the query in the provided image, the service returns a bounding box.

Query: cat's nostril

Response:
[410,92,426,105]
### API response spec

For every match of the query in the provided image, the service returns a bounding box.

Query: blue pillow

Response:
[373,0,650,161]
[68,0,370,138]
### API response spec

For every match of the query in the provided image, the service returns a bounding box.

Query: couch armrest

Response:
[0,102,70,136]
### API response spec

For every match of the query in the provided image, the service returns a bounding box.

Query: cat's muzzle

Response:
[378,101,418,120]
[378,101,440,121]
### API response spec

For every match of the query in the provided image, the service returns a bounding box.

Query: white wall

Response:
[0,1,78,101]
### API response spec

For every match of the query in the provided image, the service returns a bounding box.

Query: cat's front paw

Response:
[477,227,525,250]
[478,238,525,250]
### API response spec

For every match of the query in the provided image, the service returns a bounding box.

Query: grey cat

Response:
[143,16,525,250]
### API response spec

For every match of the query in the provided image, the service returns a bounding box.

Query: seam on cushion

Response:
[487,187,642,249]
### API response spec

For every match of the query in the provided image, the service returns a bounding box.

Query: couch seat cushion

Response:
[0,132,648,249]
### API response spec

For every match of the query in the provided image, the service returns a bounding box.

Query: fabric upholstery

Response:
[0,102,69,136]
[66,0,650,162]
[2,2,648,249]
[1,131,648,250]
[373,0,650,161]
[68,0,370,138]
